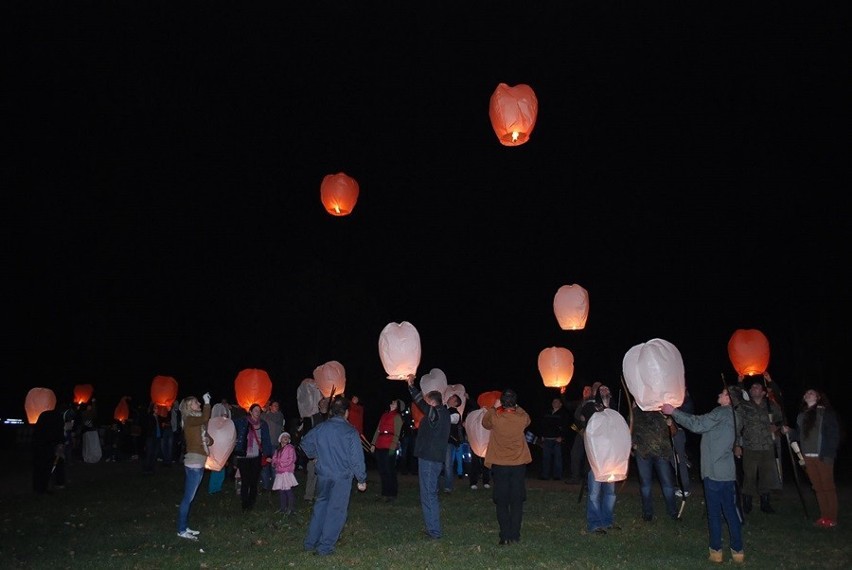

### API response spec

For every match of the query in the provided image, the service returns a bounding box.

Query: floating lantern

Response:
[489,83,538,146]
[622,338,685,411]
[320,172,359,216]
[114,396,130,423]
[419,368,448,397]
[553,284,589,330]
[73,384,94,405]
[297,378,322,418]
[150,375,178,408]
[205,416,236,471]
[538,347,575,391]
[464,407,490,458]
[234,368,273,412]
[24,387,56,424]
[727,329,770,377]
[477,391,502,409]
[313,361,346,398]
[378,321,422,380]
[585,408,631,482]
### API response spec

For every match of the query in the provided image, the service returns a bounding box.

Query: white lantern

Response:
[378,321,422,380]
[205,416,236,472]
[465,407,490,458]
[313,361,347,398]
[553,284,589,330]
[419,368,448,397]
[537,347,575,390]
[585,408,631,482]
[622,338,686,411]
[297,378,322,418]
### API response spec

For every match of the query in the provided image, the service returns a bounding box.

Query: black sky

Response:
[5,2,848,428]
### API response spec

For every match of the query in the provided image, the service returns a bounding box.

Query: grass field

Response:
[0,451,849,569]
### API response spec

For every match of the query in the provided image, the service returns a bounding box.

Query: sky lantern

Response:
[320,172,359,216]
[234,368,273,412]
[489,83,538,146]
[297,378,322,418]
[538,347,575,392]
[205,415,236,471]
[465,407,490,458]
[585,408,631,482]
[477,391,502,409]
[378,321,422,380]
[24,387,56,424]
[313,360,346,398]
[727,328,770,376]
[114,396,130,423]
[553,284,589,330]
[73,384,94,405]
[622,338,686,411]
[419,368,448,397]
[150,375,178,408]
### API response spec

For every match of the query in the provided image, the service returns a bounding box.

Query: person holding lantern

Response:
[177,392,211,540]
[482,388,532,545]
[370,398,404,502]
[631,403,678,521]
[582,384,620,534]
[234,403,274,511]
[663,389,744,564]
[441,394,464,493]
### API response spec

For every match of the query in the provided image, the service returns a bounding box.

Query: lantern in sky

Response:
[24,387,56,424]
[477,391,502,410]
[585,408,631,482]
[114,396,130,423]
[489,83,538,146]
[320,172,359,216]
[727,328,770,377]
[378,321,422,380]
[150,375,178,408]
[464,407,490,458]
[234,368,273,412]
[313,360,346,398]
[419,368,448,397]
[622,338,686,411]
[553,284,589,330]
[205,416,236,472]
[538,347,575,391]
[297,378,322,418]
[73,384,94,405]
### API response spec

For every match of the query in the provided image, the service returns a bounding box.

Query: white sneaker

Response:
[185,528,200,536]
[675,490,691,498]
[470,485,478,490]
[177,530,198,541]
[484,483,491,489]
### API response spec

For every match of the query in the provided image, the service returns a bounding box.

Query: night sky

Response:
[6,3,847,434]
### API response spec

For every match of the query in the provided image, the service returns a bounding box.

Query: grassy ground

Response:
[0,454,849,569]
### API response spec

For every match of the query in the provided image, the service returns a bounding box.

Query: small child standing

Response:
[272,431,299,514]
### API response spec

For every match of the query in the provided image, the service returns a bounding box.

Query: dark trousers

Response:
[468,455,491,486]
[570,434,586,480]
[142,436,159,473]
[237,456,262,509]
[376,448,399,497]
[491,464,527,542]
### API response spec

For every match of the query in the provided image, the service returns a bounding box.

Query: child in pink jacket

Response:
[272,431,299,514]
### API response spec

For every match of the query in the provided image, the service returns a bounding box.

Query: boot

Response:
[760,493,775,514]
[731,549,745,564]
[708,548,723,563]
[742,494,753,514]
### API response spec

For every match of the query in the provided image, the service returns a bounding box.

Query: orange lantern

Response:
[727,329,770,377]
[114,396,130,423]
[150,375,179,408]
[538,347,575,391]
[477,391,502,409]
[585,408,631,482]
[313,361,347,398]
[320,172,359,216]
[378,321,422,380]
[24,387,57,424]
[489,83,538,146]
[553,284,589,330]
[234,368,273,412]
[464,407,490,458]
[622,338,685,411]
[410,401,424,429]
[73,384,94,405]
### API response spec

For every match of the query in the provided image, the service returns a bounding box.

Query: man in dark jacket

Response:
[33,408,65,493]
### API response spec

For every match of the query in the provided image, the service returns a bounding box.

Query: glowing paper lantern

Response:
[464,407,490,458]
[234,368,273,412]
[411,402,424,429]
[419,368,448,397]
[585,408,631,482]
[313,361,346,398]
[297,378,323,418]
[114,396,130,423]
[73,384,94,405]
[320,172,359,216]
[489,83,538,146]
[24,387,57,424]
[477,391,502,409]
[727,329,770,376]
[553,284,589,330]
[205,416,236,471]
[443,384,467,419]
[622,338,685,411]
[378,321,422,380]
[150,375,178,408]
[537,347,575,391]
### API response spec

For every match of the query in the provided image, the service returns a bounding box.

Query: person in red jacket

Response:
[370,398,405,502]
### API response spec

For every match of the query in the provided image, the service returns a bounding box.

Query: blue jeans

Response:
[586,469,616,531]
[177,466,204,533]
[304,475,354,555]
[636,455,677,519]
[540,438,563,479]
[418,459,443,537]
[704,478,743,552]
[440,443,458,492]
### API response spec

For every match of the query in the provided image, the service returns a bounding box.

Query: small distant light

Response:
[3,418,25,425]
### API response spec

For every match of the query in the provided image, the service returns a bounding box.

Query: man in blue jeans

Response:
[441,394,463,493]
[632,405,678,521]
[407,373,451,539]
